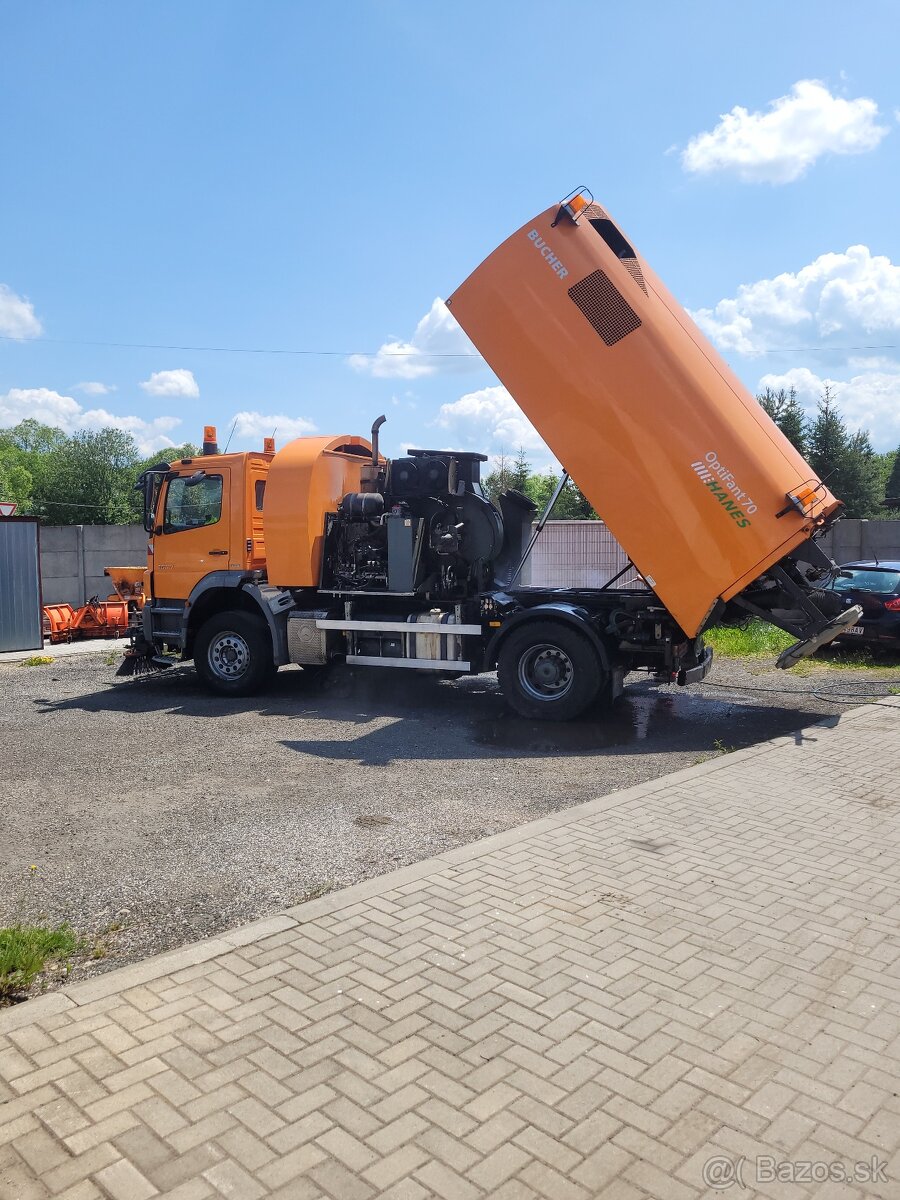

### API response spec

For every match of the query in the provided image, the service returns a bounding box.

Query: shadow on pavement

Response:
[34,663,830,764]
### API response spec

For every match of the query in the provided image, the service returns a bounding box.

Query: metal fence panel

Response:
[0,518,43,652]
[523,520,643,588]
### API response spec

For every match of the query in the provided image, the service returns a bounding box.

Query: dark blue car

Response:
[825,560,900,650]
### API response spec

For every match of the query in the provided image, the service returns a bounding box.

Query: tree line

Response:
[485,387,899,520]
[1,390,898,524]
[0,421,199,525]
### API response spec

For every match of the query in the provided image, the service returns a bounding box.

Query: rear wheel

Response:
[498,620,604,721]
[194,611,276,696]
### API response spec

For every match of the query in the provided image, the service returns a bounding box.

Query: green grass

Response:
[0,924,80,999]
[704,619,900,673]
[704,621,794,658]
[19,655,54,667]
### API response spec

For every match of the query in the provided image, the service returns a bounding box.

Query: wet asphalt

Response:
[0,649,896,979]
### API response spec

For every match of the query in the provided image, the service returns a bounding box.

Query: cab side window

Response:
[163,475,223,532]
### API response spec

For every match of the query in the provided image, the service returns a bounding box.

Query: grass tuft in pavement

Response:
[19,655,54,667]
[0,924,80,1000]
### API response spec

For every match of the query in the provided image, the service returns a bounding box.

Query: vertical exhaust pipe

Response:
[371,414,386,465]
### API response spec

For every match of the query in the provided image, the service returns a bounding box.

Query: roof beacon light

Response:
[202,426,219,456]
[552,187,593,227]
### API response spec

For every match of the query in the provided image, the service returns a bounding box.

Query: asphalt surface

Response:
[1,649,898,984]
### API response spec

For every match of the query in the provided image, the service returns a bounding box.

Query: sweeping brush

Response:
[115,648,174,678]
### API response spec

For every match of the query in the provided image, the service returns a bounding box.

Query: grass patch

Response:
[0,924,80,1000]
[19,655,54,667]
[704,621,794,659]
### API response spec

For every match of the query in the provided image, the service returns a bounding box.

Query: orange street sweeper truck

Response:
[119,189,860,719]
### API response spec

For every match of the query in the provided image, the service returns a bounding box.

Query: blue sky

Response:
[2,1,899,466]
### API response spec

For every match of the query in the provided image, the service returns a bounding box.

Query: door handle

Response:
[209,549,228,556]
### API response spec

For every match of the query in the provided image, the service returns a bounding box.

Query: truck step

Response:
[348,655,471,672]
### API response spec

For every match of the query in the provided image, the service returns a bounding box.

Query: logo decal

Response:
[526,229,569,279]
[691,452,756,529]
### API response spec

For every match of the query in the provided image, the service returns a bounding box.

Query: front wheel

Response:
[194,611,276,696]
[498,620,605,721]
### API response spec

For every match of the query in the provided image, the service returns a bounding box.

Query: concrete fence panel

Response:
[39,525,146,606]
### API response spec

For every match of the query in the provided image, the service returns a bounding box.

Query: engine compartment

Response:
[320,443,534,601]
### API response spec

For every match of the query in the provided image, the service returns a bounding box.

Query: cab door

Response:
[152,469,231,601]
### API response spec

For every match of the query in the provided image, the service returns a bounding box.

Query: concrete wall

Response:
[33,518,900,607]
[40,525,146,606]
[818,519,900,564]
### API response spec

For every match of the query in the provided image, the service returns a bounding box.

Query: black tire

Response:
[498,620,605,721]
[194,611,276,697]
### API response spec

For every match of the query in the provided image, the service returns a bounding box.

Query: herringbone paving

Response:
[2,700,899,1199]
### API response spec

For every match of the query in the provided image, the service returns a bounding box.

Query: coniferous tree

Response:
[884,447,900,508]
[757,386,807,456]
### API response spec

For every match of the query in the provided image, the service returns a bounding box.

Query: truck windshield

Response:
[831,568,900,594]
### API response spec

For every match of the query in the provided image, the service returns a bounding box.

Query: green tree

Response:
[510,448,531,493]
[806,385,848,484]
[883,447,900,509]
[0,459,32,510]
[0,421,68,513]
[806,386,880,518]
[32,429,142,524]
[523,470,596,519]
[839,429,880,519]
[757,386,807,455]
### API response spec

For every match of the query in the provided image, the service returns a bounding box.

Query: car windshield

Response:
[831,568,900,594]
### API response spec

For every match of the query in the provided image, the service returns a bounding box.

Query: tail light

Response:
[884,597,900,611]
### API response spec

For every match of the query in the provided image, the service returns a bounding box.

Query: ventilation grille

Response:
[621,257,648,294]
[568,270,642,346]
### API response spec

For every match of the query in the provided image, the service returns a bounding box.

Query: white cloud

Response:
[436,385,547,456]
[139,368,200,398]
[758,366,900,451]
[692,245,900,354]
[0,284,42,339]
[682,80,889,183]
[0,387,82,430]
[229,411,317,445]
[75,381,116,396]
[348,298,481,379]
[0,387,181,456]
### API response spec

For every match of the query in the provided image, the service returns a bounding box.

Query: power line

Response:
[0,335,482,359]
[2,334,898,358]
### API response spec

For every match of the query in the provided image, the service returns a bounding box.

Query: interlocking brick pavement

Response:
[2,699,900,1199]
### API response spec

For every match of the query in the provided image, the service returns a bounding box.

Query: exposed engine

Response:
[320,417,534,601]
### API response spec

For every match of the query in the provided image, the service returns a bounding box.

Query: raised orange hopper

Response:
[447,193,842,638]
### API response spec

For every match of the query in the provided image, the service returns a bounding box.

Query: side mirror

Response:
[183,470,207,488]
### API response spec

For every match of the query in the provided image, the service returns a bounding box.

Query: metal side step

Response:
[348,655,471,672]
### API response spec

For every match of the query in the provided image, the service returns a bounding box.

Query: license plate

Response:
[844,625,865,635]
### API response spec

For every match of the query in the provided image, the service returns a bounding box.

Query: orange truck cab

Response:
[124,192,859,720]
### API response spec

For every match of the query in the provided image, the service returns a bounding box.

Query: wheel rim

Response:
[208,631,251,681]
[517,643,574,702]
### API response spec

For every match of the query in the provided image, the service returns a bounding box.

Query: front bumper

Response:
[677,644,713,686]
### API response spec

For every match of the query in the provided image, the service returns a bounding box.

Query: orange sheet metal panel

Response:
[447,199,841,637]
[265,435,373,587]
